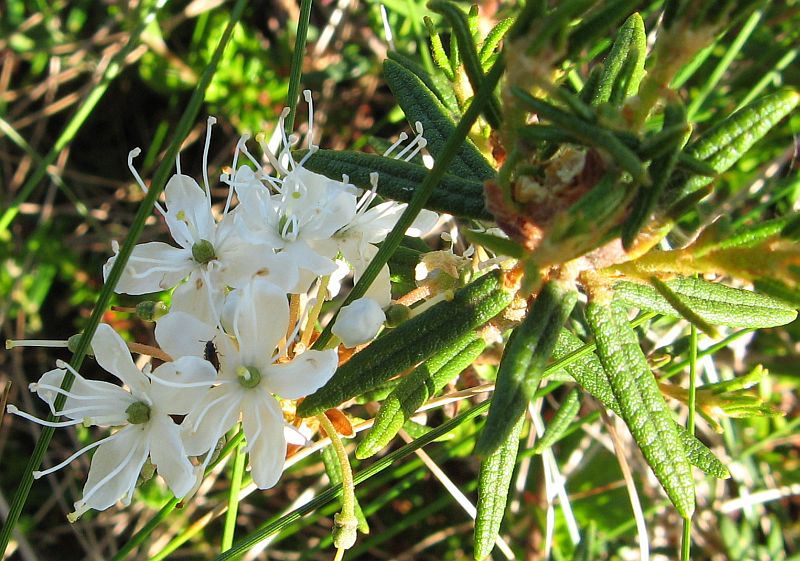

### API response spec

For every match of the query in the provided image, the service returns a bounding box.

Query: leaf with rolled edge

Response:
[357,334,486,459]
[531,388,582,454]
[462,229,524,258]
[473,415,524,561]
[614,277,797,328]
[429,1,502,128]
[298,149,491,220]
[622,101,689,250]
[387,51,458,113]
[552,329,730,479]
[586,300,695,518]
[475,280,578,456]
[669,88,799,201]
[383,58,496,182]
[297,270,513,417]
[594,12,646,106]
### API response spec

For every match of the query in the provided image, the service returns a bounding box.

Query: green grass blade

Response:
[284,0,313,133]
[222,438,248,552]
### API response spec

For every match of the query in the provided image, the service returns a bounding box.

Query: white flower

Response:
[331,297,386,347]
[104,119,293,324]
[8,324,216,518]
[180,278,337,489]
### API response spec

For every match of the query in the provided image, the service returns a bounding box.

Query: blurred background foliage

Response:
[1,0,799,560]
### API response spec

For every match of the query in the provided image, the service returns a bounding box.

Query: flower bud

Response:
[135,300,168,321]
[332,298,386,348]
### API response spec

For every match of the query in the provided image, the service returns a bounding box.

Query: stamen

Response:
[383,132,408,158]
[404,137,427,162]
[6,405,86,428]
[202,116,217,201]
[176,153,182,175]
[33,430,123,478]
[303,90,315,150]
[29,383,108,402]
[128,148,168,217]
[6,339,69,350]
[144,372,218,389]
[297,145,319,167]
[275,297,316,360]
[380,4,396,51]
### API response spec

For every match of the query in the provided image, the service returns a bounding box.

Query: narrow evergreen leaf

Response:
[461,229,524,258]
[622,101,689,249]
[383,58,496,181]
[299,149,491,220]
[672,88,799,200]
[614,277,797,328]
[298,271,512,417]
[552,330,730,479]
[532,388,582,454]
[475,281,578,456]
[649,276,720,337]
[478,18,514,67]
[586,300,695,518]
[594,13,646,106]
[356,335,485,458]
[430,0,503,128]
[473,416,524,561]
[387,51,458,112]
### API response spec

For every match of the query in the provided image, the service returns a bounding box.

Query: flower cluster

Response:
[8,92,438,518]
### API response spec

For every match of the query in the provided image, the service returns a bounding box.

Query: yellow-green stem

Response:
[300,276,329,349]
[681,325,699,560]
[317,413,358,553]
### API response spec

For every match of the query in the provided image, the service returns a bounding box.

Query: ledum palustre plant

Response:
[2,0,798,559]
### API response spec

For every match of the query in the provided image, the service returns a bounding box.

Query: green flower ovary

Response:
[126,401,151,424]
[237,365,262,388]
[192,239,217,264]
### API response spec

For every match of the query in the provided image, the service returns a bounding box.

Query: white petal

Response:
[180,385,242,456]
[75,425,149,513]
[155,311,217,359]
[105,242,193,295]
[263,349,338,400]
[346,243,392,308]
[91,324,150,397]
[232,279,289,368]
[241,392,286,489]
[34,368,131,426]
[281,241,337,279]
[148,415,196,498]
[164,174,215,242]
[148,356,217,415]
[407,208,439,237]
[170,270,224,326]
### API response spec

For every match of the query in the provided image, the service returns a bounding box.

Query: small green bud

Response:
[191,239,217,264]
[135,300,168,321]
[237,366,262,389]
[384,303,411,327]
[126,401,151,424]
[67,334,94,356]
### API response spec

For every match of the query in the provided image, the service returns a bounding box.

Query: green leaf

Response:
[552,329,730,479]
[383,58,496,182]
[622,102,689,249]
[672,88,800,200]
[531,388,582,454]
[429,1,502,128]
[586,301,695,518]
[473,416,524,561]
[478,17,513,67]
[299,149,491,220]
[614,277,798,328]
[387,51,458,112]
[593,12,646,106]
[356,334,485,459]
[648,276,719,337]
[475,280,578,456]
[461,229,524,258]
[298,271,512,417]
